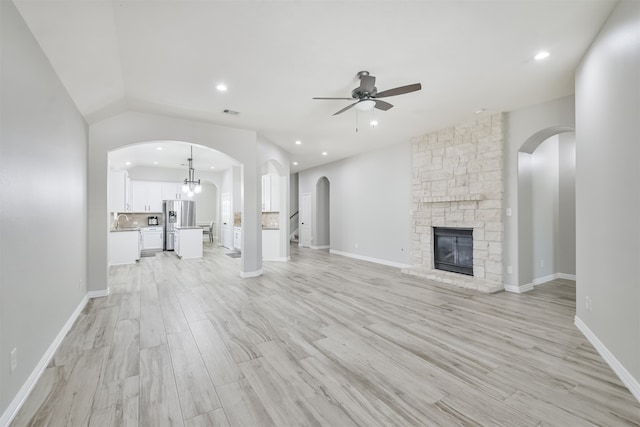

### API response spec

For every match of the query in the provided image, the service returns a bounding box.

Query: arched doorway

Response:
[108,141,234,255]
[88,111,262,294]
[314,177,330,249]
[517,128,576,290]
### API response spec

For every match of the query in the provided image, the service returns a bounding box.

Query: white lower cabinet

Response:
[175,228,203,259]
[141,227,163,250]
[233,227,242,250]
[109,230,140,265]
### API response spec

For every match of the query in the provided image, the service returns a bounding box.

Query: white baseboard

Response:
[557,272,576,281]
[240,269,263,278]
[575,316,640,403]
[0,295,89,427]
[329,249,412,269]
[504,283,535,293]
[532,273,558,286]
[263,257,289,262]
[310,245,330,250]
[87,289,109,299]
[506,272,576,293]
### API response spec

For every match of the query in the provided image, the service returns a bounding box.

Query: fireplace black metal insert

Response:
[433,227,473,276]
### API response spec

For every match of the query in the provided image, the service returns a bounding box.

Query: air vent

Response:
[223,109,239,116]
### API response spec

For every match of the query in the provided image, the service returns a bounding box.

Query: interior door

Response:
[300,193,311,247]
[221,193,232,249]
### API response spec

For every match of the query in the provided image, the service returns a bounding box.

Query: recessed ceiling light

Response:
[293,161,298,166]
[156,147,163,151]
[125,161,131,166]
[210,166,215,169]
[153,161,159,165]
[322,152,328,156]
[295,140,302,145]
[216,83,228,92]
[534,51,550,60]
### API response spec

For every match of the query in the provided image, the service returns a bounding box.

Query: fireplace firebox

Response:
[433,227,473,276]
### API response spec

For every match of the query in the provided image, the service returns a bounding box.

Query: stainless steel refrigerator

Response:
[163,200,196,250]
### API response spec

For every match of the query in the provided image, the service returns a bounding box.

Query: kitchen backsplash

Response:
[111,212,164,228]
[234,212,241,226]
[262,212,279,229]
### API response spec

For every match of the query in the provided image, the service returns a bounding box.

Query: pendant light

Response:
[182,146,202,198]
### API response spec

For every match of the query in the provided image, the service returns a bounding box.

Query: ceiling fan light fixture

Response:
[355,99,376,111]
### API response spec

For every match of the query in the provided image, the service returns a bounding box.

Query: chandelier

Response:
[182,146,202,197]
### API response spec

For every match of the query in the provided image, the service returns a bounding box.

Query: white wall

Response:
[575,0,640,394]
[290,173,299,218]
[1,0,88,419]
[531,136,560,279]
[193,183,218,226]
[558,133,576,276]
[505,96,575,289]
[298,142,412,267]
[316,177,330,247]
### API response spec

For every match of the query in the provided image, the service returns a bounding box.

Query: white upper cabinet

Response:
[261,174,280,212]
[108,170,130,212]
[161,182,183,201]
[131,181,163,212]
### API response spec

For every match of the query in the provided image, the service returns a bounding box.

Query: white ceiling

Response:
[14,0,616,173]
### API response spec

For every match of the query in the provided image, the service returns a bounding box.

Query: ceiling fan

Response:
[313,71,421,116]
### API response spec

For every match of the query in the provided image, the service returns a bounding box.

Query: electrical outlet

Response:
[540,259,544,267]
[506,208,512,217]
[355,243,359,249]
[10,348,17,373]
[585,296,592,312]
[507,265,513,274]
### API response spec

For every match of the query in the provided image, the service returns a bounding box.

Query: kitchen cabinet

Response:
[261,174,280,212]
[262,229,280,261]
[233,227,242,250]
[108,170,131,212]
[161,182,184,201]
[141,226,163,250]
[109,229,140,265]
[175,228,203,259]
[131,181,163,212]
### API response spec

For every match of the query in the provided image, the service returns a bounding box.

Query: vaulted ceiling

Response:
[14,0,616,172]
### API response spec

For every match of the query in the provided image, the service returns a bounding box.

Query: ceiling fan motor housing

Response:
[352,87,377,99]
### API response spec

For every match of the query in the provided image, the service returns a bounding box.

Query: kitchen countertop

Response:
[110,227,140,232]
[262,227,279,230]
[175,226,203,230]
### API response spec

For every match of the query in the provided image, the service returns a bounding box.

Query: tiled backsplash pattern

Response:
[402,113,505,293]
[111,212,163,229]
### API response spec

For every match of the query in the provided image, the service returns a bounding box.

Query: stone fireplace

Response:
[402,113,504,293]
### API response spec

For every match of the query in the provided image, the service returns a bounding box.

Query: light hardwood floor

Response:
[12,243,640,426]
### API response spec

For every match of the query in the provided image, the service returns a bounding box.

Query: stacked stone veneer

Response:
[402,113,504,293]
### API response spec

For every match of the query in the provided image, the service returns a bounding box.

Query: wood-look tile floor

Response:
[12,244,640,426]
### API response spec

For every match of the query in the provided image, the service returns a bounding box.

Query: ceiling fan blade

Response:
[375,83,422,98]
[333,102,357,116]
[360,74,376,93]
[313,97,354,100]
[374,100,393,111]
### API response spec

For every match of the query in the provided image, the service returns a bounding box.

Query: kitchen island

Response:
[174,226,203,259]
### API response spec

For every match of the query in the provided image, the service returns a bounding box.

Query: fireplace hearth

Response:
[434,227,473,276]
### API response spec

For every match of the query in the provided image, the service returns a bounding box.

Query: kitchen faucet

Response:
[114,213,129,229]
